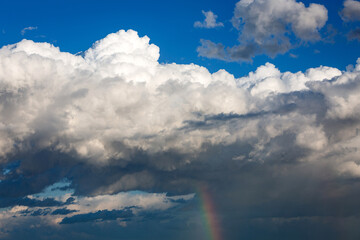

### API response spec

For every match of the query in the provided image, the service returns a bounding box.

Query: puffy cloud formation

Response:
[2,29,360,239]
[237,62,341,96]
[0,29,246,163]
[232,0,328,40]
[340,0,360,22]
[194,10,224,28]
[198,0,328,61]
[341,0,360,42]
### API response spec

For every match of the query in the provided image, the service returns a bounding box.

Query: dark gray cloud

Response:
[29,208,51,216]
[51,208,78,215]
[0,150,78,198]
[0,196,71,208]
[60,208,134,224]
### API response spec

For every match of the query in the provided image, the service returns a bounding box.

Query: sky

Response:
[1,0,360,239]
[1,0,359,76]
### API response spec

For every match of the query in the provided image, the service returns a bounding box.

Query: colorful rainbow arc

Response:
[198,184,223,240]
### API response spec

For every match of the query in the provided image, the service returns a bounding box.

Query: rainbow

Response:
[198,184,223,240]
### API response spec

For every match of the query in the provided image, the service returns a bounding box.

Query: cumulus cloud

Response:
[340,1,360,42]
[194,10,224,28]
[198,0,328,61]
[1,29,360,239]
[233,0,327,40]
[20,26,38,35]
[0,29,248,163]
[340,0,360,22]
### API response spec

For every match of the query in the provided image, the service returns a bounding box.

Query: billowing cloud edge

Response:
[1,29,360,237]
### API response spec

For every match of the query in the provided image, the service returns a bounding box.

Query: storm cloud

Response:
[1,29,360,239]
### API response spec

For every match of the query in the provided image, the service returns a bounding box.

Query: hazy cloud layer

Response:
[197,0,328,61]
[1,29,360,239]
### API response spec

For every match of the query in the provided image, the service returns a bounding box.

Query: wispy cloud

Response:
[21,26,38,35]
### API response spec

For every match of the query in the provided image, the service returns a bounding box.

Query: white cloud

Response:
[194,10,224,29]
[296,125,327,150]
[0,29,360,184]
[0,30,251,162]
[339,161,360,177]
[198,0,328,61]
[21,26,38,35]
[237,62,341,96]
[340,0,360,22]
[232,0,327,41]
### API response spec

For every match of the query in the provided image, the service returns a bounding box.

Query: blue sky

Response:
[1,0,359,77]
[1,1,360,239]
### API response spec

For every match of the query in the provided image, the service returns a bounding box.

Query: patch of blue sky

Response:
[2,0,358,78]
[126,190,149,196]
[2,160,21,175]
[32,178,74,200]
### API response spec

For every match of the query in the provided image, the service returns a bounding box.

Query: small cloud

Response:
[197,39,257,62]
[194,10,224,29]
[21,26,38,35]
[289,53,298,59]
[314,49,321,54]
[340,0,360,22]
[348,27,360,41]
[197,39,227,60]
